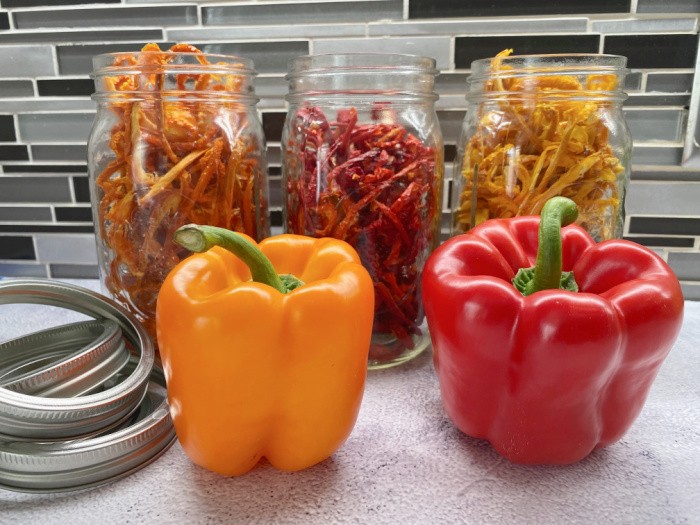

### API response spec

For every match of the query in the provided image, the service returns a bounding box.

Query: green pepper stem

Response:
[174,224,303,294]
[513,197,579,296]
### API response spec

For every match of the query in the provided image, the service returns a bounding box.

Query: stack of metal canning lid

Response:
[0,279,176,493]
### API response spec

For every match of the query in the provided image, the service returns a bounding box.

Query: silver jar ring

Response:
[0,279,154,439]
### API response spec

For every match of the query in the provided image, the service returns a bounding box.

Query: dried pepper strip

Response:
[96,43,267,337]
[286,106,440,350]
[456,49,625,241]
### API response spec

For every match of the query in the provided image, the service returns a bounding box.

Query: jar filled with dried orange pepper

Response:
[282,54,444,369]
[89,44,269,340]
[453,52,632,241]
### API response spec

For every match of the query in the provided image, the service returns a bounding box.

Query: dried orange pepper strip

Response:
[96,43,266,338]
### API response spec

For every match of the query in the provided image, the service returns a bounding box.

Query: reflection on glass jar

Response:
[282,54,444,370]
[453,52,632,242]
[88,44,269,340]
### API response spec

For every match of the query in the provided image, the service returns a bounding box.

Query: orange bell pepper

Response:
[156,225,374,476]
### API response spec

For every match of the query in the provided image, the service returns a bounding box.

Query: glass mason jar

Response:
[89,45,269,340]
[282,54,444,370]
[453,53,632,241]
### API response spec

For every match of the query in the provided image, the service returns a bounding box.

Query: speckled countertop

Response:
[1,280,699,525]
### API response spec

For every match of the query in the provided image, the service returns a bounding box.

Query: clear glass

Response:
[282,54,444,370]
[88,49,269,341]
[452,54,632,241]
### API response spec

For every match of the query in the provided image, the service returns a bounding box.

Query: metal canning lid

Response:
[0,278,174,493]
[0,319,130,397]
[0,279,154,440]
[0,359,176,493]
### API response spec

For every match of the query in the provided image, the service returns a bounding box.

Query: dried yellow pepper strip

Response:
[456,49,625,241]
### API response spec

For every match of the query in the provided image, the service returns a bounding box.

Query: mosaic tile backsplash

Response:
[0,0,699,300]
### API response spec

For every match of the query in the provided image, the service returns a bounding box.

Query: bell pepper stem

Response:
[513,197,579,296]
[174,224,303,294]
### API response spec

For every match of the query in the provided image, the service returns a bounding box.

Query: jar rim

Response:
[469,53,627,71]
[92,51,256,76]
[91,91,260,103]
[287,53,438,77]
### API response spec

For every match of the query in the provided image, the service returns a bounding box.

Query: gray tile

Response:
[0,80,34,98]
[56,43,162,75]
[313,37,452,70]
[50,263,99,279]
[646,73,695,93]
[437,110,466,144]
[369,17,588,36]
[632,168,700,182]
[267,144,281,166]
[269,175,282,209]
[435,73,469,95]
[203,0,401,26]
[632,146,684,165]
[680,281,700,300]
[191,42,309,74]
[436,94,466,110]
[0,45,55,77]
[35,233,97,264]
[169,24,365,41]
[13,6,197,29]
[624,108,685,142]
[0,176,72,203]
[668,252,700,281]
[18,113,95,143]
[637,0,700,13]
[0,99,95,112]
[0,262,47,278]
[0,206,53,222]
[32,145,87,162]
[625,72,643,92]
[592,18,697,33]
[0,29,163,44]
[625,94,691,106]
[58,41,308,75]
[625,181,700,215]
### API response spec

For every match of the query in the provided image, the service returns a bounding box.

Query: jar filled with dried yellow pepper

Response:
[453,52,631,241]
[89,44,269,340]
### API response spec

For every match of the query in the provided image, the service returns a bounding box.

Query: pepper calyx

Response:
[174,224,304,294]
[512,196,580,296]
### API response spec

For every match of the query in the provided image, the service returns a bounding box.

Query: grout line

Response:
[640,72,648,92]
[11,114,20,144]
[50,45,60,78]
[630,0,639,15]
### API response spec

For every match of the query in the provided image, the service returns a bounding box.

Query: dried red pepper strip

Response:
[286,106,438,350]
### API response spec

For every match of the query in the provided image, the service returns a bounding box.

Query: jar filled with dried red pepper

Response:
[89,44,269,341]
[282,54,444,369]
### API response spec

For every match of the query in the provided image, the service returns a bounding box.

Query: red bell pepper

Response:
[422,197,684,464]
